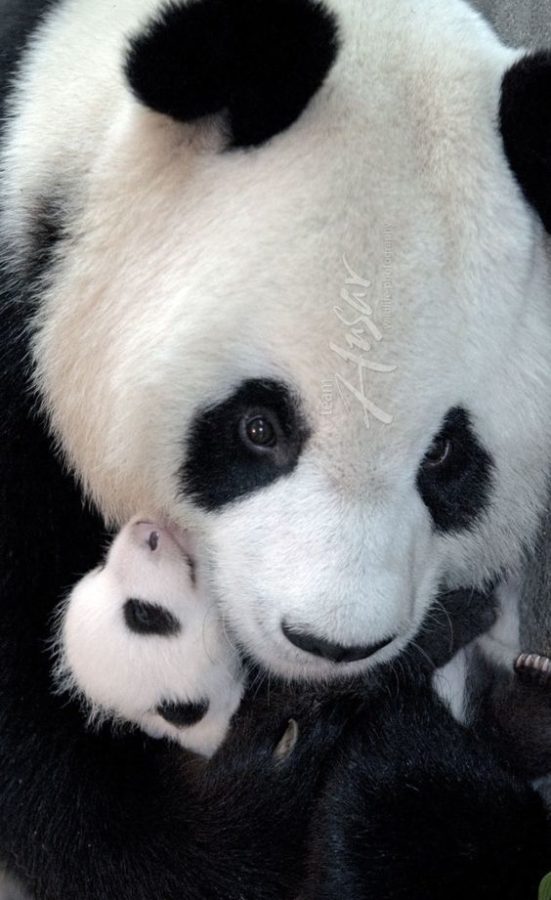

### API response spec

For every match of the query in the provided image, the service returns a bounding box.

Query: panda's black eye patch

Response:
[181,379,309,511]
[123,599,182,637]
[416,408,494,532]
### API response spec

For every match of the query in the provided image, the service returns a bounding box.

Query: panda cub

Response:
[57,517,490,758]
[57,517,245,757]
[58,528,551,899]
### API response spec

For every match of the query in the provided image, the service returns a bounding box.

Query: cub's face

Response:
[5,0,551,678]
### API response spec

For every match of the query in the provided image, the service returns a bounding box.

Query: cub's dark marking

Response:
[500,52,551,233]
[123,598,181,636]
[125,0,340,148]
[182,379,310,511]
[416,407,494,532]
[282,622,394,663]
[157,698,209,728]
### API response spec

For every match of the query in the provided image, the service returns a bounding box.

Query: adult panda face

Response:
[5,0,551,678]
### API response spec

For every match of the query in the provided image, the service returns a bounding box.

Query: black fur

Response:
[500,51,551,233]
[181,378,310,510]
[468,649,551,782]
[0,1,65,280]
[125,0,340,148]
[157,699,210,727]
[302,681,550,900]
[416,407,494,532]
[123,598,182,636]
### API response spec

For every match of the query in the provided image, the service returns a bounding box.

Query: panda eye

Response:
[416,408,494,532]
[422,436,451,469]
[240,411,279,451]
[182,378,310,511]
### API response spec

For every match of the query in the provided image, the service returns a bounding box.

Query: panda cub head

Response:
[4,0,551,680]
[58,517,244,757]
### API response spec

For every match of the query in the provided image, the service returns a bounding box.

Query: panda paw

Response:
[54,516,244,757]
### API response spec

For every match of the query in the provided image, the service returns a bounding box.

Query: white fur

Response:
[2,0,550,680]
[57,518,244,757]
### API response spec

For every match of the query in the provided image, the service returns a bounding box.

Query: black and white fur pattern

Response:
[56,517,244,757]
[52,551,551,898]
[2,0,551,895]
[53,518,498,759]
[2,0,551,683]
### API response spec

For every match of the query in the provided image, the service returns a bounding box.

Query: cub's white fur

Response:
[1,0,549,681]
[57,518,244,757]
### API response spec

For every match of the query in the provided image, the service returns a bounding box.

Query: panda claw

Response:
[514,652,551,686]
[274,719,299,764]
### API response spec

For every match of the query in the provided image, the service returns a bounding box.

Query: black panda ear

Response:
[500,51,551,232]
[125,0,339,149]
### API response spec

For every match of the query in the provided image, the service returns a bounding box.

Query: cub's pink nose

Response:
[129,518,195,564]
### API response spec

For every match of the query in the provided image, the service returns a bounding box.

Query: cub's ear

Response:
[125,0,339,149]
[500,51,551,232]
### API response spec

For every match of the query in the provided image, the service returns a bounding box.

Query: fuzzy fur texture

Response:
[1,0,551,682]
[55,517,244,757]
[2,0,551,894]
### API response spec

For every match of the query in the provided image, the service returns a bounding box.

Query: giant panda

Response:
[2,0,551,894]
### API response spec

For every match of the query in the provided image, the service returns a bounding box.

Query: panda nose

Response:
[282,621,394,664]
[157,699,209,728]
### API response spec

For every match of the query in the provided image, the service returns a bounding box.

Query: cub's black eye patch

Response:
[157,699,210,728]
[181,379,310,511]
[123,599,182,636]
[416,407,494,532]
